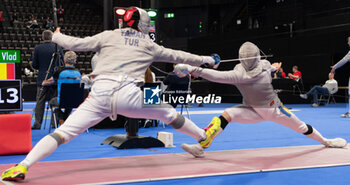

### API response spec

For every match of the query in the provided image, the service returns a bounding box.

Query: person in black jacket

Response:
[163,64,191,108]
[31,30,64,129]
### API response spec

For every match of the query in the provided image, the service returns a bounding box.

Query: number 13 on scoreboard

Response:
[0,80,22,111]
[0,88,19,103]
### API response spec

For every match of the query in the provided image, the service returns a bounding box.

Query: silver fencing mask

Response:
[136,7,151,34]
[239,42,262,77]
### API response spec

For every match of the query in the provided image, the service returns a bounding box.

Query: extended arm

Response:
[152,44,215,67]
[174,64,240,85]
[52,28,102,52]
[192,67,240,84]
[288,73,299,79]
[332,51,350,73]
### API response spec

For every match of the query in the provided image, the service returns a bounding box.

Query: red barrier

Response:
[0,113,32,155]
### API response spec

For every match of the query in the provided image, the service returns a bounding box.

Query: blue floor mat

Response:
[1,102,349,185]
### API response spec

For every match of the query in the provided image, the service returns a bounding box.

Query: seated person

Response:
[163,64,190,108]
[288,65,303,92]
[44,17,53,29]
[81,53,99,91]
[274,67,286,78]
[27,14,39,29]
[288,65,301,81]
[300,73,338,107]
[42,51,81,125]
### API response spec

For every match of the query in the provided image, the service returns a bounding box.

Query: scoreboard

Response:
[0,50,22,111]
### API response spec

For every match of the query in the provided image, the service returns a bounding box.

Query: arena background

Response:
[0,0,349,102]
[0,1,350,185]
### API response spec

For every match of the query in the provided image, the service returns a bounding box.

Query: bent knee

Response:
[54,128,81,144]
[294,123,309,134]
[158,105,178,124]
[168,114,185,129]
[49,132,64,145]
[302,124,313,135]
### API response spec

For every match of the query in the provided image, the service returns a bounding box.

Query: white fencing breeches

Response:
[55,79,178,143]
[225,104,308,133]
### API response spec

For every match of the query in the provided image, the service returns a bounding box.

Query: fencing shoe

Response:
[1,164,27,181]
[181,143,204,158]
[200,117,221,148]
[312,103,319,107]
[324,138,347,148]
[341,112,350,118]
[300,94,307,99]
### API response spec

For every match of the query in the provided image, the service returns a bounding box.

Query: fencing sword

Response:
[220,54,274,63]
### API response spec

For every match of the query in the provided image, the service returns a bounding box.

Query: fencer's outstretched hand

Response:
[54,27,61,34]
[272,62,282,70]
[174,64,194,78]
[201,54,220,69]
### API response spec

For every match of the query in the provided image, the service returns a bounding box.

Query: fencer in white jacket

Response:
[176,42,347,157]
[1,7,219,181]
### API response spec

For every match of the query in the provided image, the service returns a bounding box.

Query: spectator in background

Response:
[27,14,39,29]
[81,53,99,91]
[12,12,18,26]
[31,30,64,129]
[288,65,301,81]
[274,66,286,79]
[44,17,53,29]
[0,11,3,31]
[143,67,156,128]
[163,64,191,108]
[42,51,81,126]
[145,67,156,83]
[300,73,338,107]
[12,12,18,22]
[57,5,64,22]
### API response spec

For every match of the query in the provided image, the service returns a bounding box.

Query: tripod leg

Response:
[43,103,49,130]
[53,108,58,130]
[186,104,191,119]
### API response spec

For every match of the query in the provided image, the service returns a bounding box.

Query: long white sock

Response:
[306,128,327,145]
[20,135,59,168]
[176,117,206,142]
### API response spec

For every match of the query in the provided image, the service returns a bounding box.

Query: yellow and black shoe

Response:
[200,117,221,148]
[1,164,27,181]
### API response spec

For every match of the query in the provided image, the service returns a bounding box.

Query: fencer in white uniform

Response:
[1,7,218,181]
[331,36,350,118]
[176,42,347,157]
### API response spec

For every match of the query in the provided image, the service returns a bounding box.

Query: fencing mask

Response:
[239,42,262,77]
[123,7,151,34]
